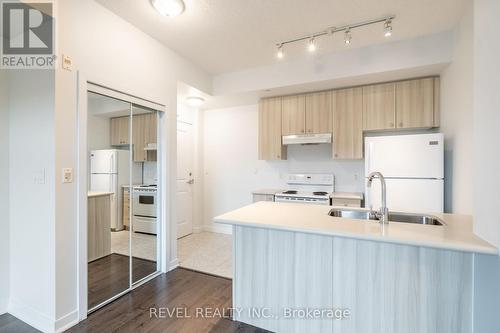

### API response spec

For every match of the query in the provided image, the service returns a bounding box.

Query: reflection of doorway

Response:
[176,120,194,239]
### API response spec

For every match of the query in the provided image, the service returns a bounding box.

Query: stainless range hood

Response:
[282,133,332,145]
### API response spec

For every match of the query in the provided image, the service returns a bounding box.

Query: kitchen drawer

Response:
[253,194,275,203]
[332,198,362,208]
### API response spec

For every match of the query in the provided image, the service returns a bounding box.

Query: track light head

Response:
[344,28,352,45]
[384,19,393,37]
[308,37,316,52]
[276,44,284,59]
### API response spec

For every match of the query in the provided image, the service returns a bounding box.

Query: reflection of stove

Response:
[274,174,334,205]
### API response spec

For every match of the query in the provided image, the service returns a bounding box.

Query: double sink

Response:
[328,208,445,226]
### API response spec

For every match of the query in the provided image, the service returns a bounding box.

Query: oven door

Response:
[133,190,157,217]
[133,215,157,235]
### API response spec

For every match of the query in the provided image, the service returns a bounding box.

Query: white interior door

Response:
[176,121,194,238]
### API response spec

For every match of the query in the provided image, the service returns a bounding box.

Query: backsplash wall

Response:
[143,161,158,185]
[202,104,364,232]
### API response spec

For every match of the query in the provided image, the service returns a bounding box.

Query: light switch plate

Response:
[63,168,73,183]
[62,54,72,71]
[33,169,46,184]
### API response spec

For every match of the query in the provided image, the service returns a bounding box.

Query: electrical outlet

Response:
[63,168,73,183]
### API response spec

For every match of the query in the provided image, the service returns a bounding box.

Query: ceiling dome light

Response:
[276,44,284,59]
[384,19,393,37]
[151,0,185,17]
[186,96,205,107]
[307,37,316,52]
[344,28,352,45]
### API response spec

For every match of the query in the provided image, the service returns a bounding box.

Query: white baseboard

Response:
[192,226,203,233]
[202,224,232,235]
[8,298,54,333]
[168,258,179,272]
[0,297,8,315]
[55,309,79,333]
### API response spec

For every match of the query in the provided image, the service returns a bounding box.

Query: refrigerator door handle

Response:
[109,154,114,174]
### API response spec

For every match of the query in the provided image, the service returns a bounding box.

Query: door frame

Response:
[76,74,168,320]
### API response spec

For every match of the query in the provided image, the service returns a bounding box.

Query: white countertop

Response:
[252,188,283,195]
[214,202,497,255]
[88,191,114,198]
[331,192,364,200]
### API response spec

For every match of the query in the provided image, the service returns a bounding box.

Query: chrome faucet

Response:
[367,171,389,224]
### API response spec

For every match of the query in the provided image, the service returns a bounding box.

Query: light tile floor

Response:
[178,232,233,279]
[111,230,157,262]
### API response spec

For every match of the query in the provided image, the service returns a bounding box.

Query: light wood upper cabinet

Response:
[396,78,435,129]
[259,97,286,160]
[281,94,306,135]
[110,116,129,145]
[305,91,332,134]
[332,87,363,159]
[111,113,157,161]
[363,83,396,131]
[132,114,146,162]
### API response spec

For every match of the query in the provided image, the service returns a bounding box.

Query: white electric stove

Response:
[274,174,335,205]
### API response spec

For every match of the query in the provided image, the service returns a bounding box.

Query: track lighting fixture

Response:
[274,15,395,58]
[308,37,316,52]
[276,44,284,59]
[344,28,352,45]
[384,19,393,37]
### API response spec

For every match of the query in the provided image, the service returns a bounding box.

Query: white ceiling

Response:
[97,0,467,75]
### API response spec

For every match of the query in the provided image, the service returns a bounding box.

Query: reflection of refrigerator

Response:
[365,133,444,213]
[90,149,130,231]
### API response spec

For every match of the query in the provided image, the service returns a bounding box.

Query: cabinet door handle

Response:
[389,122,394,127]
[399,122,403,127]
[277,155,281,159]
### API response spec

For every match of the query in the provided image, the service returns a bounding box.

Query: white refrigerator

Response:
[365,133,444,213]
[90,149,131,231]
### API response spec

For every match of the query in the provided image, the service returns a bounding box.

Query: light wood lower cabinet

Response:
[259,97,286,160]
[281,94,306,135]
[305,91,332,134]
[88,194,111,262]
[363,83,396,131]
[123,188,130,229]
[332,87,363,159]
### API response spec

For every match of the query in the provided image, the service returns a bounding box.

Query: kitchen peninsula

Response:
[214,202,497,333]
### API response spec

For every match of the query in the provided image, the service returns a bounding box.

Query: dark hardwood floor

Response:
[0,313,39,333]
[72,268,269,333]
[0,268,268,333]
[88,253,157,309]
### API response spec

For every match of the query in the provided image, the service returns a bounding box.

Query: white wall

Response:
[87,114,111,152]
[54,0,212,329]
[473,0,500,249]
[0,71,10,314]
[8,71,56,332]
[472,0,500,332]
[201,104,363,232]
[213,31,453,96]
[440,1,474,214]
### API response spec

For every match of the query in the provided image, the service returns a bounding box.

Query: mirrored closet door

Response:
[86,90,161,312]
